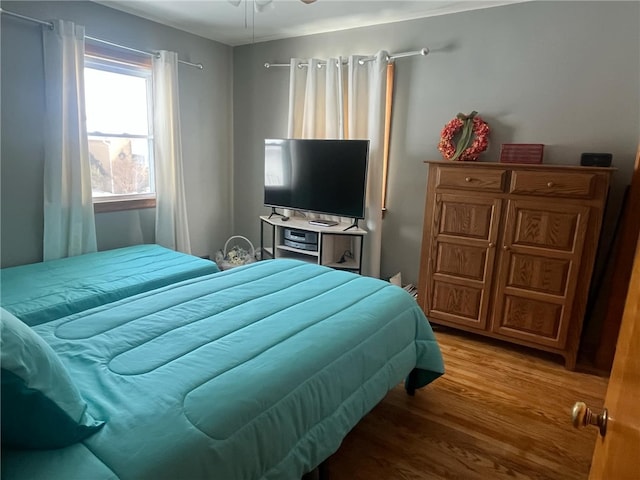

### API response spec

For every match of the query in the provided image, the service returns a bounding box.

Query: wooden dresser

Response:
[417,161,613,369]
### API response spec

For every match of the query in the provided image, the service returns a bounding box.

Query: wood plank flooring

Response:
[325,327,609,480]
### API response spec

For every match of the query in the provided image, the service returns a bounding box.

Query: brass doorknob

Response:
[572,401,608,437]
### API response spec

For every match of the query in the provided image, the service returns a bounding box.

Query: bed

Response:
[0,244,220,326]
[1,259,444,480]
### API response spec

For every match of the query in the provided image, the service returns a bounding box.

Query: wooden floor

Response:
[325,327,609,480]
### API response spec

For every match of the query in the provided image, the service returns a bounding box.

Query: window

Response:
[84,48,155,212]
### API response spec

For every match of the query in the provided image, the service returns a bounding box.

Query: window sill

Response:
[93,196,156,213]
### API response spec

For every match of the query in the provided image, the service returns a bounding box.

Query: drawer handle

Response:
[547,182,555,188]
[465,177,472,183]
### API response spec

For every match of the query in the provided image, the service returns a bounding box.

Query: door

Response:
[582,237,640,479]
[427,193,502,330]
[492,199,590,349]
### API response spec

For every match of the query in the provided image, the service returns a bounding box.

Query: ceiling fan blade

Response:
[229,0,314,10]
[254,0,273,13]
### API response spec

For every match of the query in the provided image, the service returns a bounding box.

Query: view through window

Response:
[84,55,154,202]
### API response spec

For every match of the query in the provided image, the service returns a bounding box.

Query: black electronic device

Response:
[283,228,318,252]
[283,228,318,244]
[581,153,612,167]
[283,239,318,251]
[263,138,370,220]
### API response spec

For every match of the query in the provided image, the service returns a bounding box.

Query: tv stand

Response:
[260,215,367,274]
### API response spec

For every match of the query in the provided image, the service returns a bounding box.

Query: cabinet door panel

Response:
[513,209,583,252]
[436,243,488,281]
[439,200,494,239]
[431,281,484,323]
[492,200,590,348]
[500,295,563,339]
[426,194,501,329]
[508,254,570,296]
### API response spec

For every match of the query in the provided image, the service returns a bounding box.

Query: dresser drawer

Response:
[509,171,596,198]
[436,167,507,192]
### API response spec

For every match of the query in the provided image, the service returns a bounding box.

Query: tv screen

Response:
[264,138,370,219]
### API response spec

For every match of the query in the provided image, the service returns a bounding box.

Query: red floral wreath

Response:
[438,111,490,161]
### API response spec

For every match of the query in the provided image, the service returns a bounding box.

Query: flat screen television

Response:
[264,138,370,219]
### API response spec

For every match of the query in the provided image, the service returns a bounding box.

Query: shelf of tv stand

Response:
[259,215,367,274]
[276,244,320,257]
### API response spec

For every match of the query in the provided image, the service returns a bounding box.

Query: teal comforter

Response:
[2,259,444,480]
[0,244,219,326]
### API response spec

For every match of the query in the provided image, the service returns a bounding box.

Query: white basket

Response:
[217,235,256,270]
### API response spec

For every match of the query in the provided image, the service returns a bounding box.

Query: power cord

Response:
[337,250,353,264]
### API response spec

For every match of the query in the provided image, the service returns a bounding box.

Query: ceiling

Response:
[98,0,524,47]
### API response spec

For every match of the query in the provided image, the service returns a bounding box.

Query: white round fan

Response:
[228,0,317,12]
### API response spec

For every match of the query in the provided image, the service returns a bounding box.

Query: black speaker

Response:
[581,153,612,167]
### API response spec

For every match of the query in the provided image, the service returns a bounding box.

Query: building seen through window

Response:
[84,51,154,203]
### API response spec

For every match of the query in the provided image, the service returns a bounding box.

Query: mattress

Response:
[1,259,444,480]
[0,244,220,326]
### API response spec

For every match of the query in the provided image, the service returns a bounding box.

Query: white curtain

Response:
[42,19,97,261]
[287,52,388,278]
[152,51,191,254]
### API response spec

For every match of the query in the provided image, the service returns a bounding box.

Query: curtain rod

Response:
[0,8,204,70]
[264,47,429,69]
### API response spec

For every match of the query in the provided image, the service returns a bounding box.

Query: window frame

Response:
[84,45,156,213]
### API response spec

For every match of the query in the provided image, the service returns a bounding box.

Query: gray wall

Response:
[1,1,234,267]
[233,1,640,287]
[2,0,639,282]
